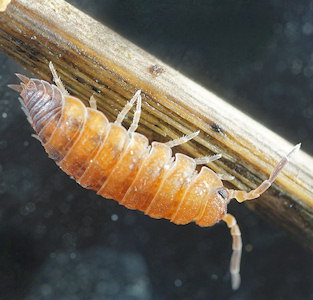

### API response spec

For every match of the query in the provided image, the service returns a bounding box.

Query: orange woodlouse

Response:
[9,62,300,290]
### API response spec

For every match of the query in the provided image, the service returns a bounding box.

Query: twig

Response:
[0,0,312,248]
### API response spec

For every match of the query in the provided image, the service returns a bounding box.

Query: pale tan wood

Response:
[0,0,11,12]
[0,0,312,248]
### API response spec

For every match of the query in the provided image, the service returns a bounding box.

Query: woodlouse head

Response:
[196,188,229,227]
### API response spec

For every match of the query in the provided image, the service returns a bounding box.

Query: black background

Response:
[0,0,312,299]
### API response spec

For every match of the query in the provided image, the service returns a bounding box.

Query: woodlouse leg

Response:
[89,94,97,110]
[223,213,242,290]
[128,91,142,133]
[115,90,141,125]
[217,173,235,181]
[165,130,200,148]
[48,61,69,96]
[228,143,301,203]
[194,154,222,165]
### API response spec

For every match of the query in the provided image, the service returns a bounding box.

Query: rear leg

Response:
[49,61,69,96]
[223,213,242,290]
[228,143,301,203]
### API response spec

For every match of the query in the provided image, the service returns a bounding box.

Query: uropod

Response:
[9,62,300,290]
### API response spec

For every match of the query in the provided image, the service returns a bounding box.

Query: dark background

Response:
[0,0,313,299]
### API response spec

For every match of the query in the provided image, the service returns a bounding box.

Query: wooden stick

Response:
[0,0,312,248]
[0,0,11,12]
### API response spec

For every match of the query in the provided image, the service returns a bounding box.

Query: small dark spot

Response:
[90,85,101,93]
[75,76,85,84]
[28,54,40,62]
[148,65,165,77]
[217,188,228,200]
[211,122,224,134]
[14,37,25,46]
[30,48,41,56]
[15,46,26,53]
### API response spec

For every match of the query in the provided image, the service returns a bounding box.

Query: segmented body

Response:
[18,77,227,227]
[12,67,298,291]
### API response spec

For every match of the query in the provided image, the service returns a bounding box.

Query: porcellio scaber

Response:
[9,62,300,290]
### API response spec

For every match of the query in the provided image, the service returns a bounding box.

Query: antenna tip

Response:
[293,143,301,152]
[287,143,301,159]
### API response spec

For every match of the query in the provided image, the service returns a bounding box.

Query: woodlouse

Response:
[9,62,300,290]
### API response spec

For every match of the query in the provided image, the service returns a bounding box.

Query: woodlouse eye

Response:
[217,188,228,201]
